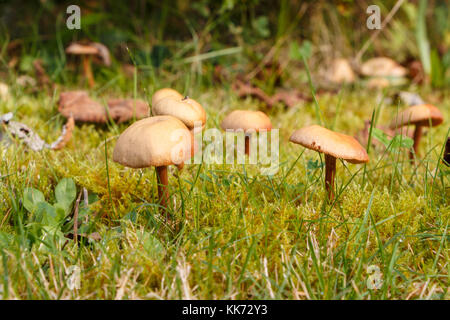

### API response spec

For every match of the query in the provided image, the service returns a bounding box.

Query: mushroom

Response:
[151,88,184,107]
[65,42,111,88]
[290,125,369,202]
[389,104,443,160]
[221,110,272,156]
[152,93,206,132]
[113,116,196,220]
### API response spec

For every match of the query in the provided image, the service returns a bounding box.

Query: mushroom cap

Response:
[151,88,184,107]
[152,96,206,129]
[66,42,111,66]
[289,125,369,164]
[361,57,407,77]
[66,43,99,55]
[389,104,443,129]
[221,110,272,132]
[329,58,356,84]
[113,116,196,168]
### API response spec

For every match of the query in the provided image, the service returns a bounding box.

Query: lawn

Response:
[0,82,448,299]
[0,0,449,301]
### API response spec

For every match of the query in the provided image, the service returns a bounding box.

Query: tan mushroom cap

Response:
[361,57,407,77]
[153,96,206,129]
[66,43,99,55]
[290,125,369,164]
[151,88,184,107]
[389,104,444,129]
[113,116,196,168]
[221,110,272,132]
[66,42,111,66]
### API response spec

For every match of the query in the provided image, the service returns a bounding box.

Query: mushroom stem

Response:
[245,135,250,156]
[325,154,336,202]
[82,56,95,88]
[155,165,169,219]
[410,125,422,161]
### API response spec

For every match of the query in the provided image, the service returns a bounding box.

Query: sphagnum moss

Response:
[0,86,448,300]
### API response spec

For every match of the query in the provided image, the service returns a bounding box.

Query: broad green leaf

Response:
[140,231,165,260]
[391,135,414,149]
[55,178,76,210]
[23,188,45,213]
[372,128,391,148]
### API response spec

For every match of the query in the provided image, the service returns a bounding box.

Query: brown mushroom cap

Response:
[153,96,206,129]
[113,116,196,168]
[151,88,184,107]
[221,110,272,132]
[290,125,369,164]
[389,104,444,129]
[361,57,407,77]
[65,42,111,66]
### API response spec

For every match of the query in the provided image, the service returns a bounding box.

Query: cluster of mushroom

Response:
[113,88,206,221]
[112,87,445,219]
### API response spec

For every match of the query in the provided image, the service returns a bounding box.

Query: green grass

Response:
[0,77,449,299]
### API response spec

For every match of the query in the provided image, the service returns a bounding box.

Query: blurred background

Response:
[0,0,449,94]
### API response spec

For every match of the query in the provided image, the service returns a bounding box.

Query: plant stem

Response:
[156,165,169,220]
[325,154,336,202]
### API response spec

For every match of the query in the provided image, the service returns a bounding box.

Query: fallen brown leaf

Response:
[51,116,75,150]
[106,98,150,123]
[58,91,150,123]
[33,59,51,89]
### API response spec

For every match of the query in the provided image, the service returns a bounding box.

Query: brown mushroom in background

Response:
[389,104,443,161]
[290,125,369,202]
[221,110,272,156]
[113,116,196,221]
[329,58,356,84]
[65,42,111,88]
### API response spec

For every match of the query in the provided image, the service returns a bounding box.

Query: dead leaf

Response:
[271,88,311,108]
[232,79,310,108]
[51,116,75,150]
[1,113,74,151]
[58,91,106,123]
[91,42,111,66]
[58,91,150,123]
[106,99,150,123]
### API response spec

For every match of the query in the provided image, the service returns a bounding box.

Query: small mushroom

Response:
[113,116,196,220]
[151,88,184,107]
[221,110,272,156]
[65,42,111,88]
[389,104,443,160]
[360,57,407,78]
[329,58,356,84]
[152,93,206,132]
[290,125,369,202]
